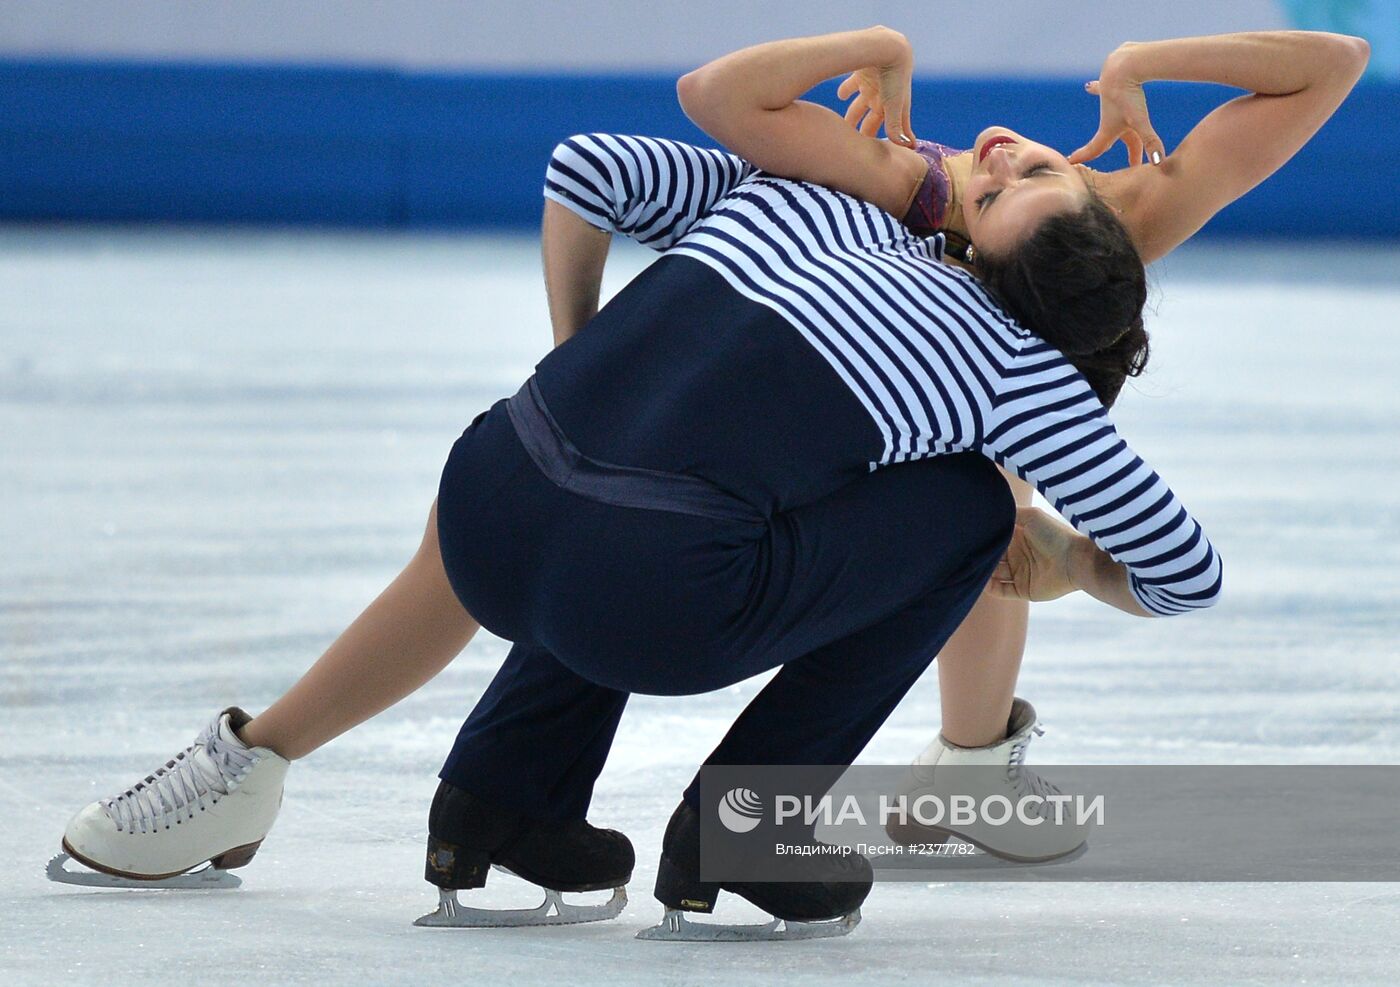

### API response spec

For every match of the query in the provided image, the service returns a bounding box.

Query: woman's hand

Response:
[1069,45,1166,167]
[835,31,917,146]
[990,507,1081,603]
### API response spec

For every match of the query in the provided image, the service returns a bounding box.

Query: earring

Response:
[965,243,977,265]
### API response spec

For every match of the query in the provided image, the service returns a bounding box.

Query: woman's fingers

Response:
[1124,130,1145,166]
[836,71,915,143]
[1079,75,1167,166]
[883,101,910,143]
[859,105,885,137]
[1068,127,1115,165]
[1136,119,1167,165]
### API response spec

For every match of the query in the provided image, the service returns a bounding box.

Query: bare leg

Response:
[935,471,1035,747]
[239,500,480,759]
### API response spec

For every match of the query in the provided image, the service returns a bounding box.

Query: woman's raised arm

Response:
[677,26,926,218]
[1075,32,1370,262]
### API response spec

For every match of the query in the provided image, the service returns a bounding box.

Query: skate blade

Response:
[46,853,242,890]
[414,886,627,928]
[635,907,861,942]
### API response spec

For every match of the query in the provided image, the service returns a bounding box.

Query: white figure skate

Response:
[49,707,289,889]
[887,697,1088,862]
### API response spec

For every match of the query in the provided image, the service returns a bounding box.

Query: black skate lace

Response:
[102,717,257,834]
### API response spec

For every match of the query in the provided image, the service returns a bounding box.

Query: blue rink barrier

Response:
[1,58,1396,236]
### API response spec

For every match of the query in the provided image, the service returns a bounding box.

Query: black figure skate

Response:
[636,800,870,942]
[415,781,633,928]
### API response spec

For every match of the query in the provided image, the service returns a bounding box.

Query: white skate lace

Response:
[101,718,258,834]
[1008,724,1064,818]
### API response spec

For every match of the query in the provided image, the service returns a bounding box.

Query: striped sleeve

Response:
[543,133,756,251]
[982,347,1223,616]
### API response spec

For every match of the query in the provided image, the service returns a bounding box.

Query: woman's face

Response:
[964,127,1089,256]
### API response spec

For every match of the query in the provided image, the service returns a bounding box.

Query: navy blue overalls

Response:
[435,255,1013,819]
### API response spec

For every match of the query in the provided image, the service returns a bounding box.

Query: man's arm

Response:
[543,133,755,249]
[989,506,1154,617]
[539,133,756,344]
[542,198,611,347]
[983,368,1223,618]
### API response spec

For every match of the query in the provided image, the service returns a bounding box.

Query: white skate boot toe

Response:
[51,707,290,888]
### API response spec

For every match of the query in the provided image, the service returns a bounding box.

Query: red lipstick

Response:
[978,135,1017,163]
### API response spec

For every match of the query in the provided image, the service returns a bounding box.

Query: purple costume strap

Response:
[899,140,967,238]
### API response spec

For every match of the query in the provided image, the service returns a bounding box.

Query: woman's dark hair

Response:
[974,192,1149,407]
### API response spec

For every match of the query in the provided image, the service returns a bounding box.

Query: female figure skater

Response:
[800,26,1366,834]
[665,25,1368,852]
[51,25,1361,937]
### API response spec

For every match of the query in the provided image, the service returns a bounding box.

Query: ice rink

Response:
[2,229,1398,984]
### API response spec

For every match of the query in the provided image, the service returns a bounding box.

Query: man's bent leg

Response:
[684,536,1005,805]
[441,641,629,821]
[686,452,1016,803]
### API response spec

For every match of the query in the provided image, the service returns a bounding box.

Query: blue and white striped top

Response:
[543,133,1222,616]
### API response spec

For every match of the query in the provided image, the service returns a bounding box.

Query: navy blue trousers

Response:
[435,383,1015,821]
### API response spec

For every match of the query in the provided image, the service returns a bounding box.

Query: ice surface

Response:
[2,229,1397,985]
